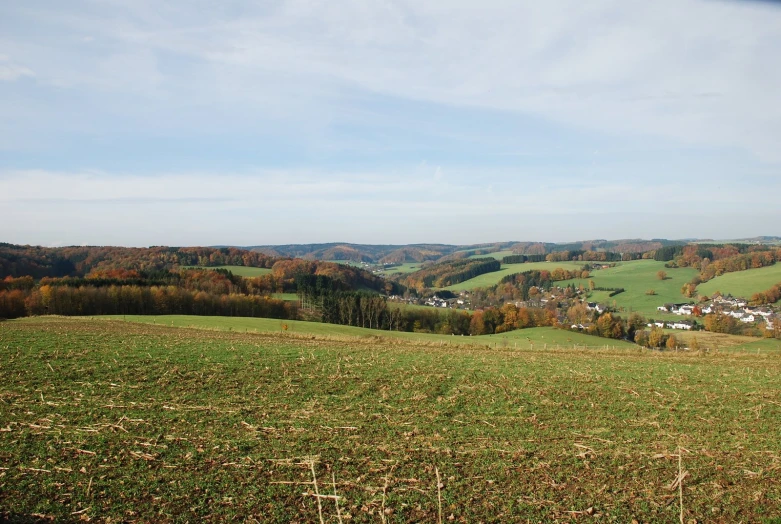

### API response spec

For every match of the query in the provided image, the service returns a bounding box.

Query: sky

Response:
[1,0,780,247]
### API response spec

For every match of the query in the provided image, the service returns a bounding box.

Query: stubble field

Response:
[1,317,780,522]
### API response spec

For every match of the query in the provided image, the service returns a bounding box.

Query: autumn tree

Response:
[626,312,647,339]
[469,310,486,335]
[567,302,590,325]
[657,270,667,280]
[648,326,665,348]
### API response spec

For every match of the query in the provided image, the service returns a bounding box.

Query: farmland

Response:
[1,317,779,522]
[555,260,699,318]
[697,263,781,299]
[182,265,273,277]
[91,315,637,350]
[438,261,587,292]
[664,329,781,353]
[380,263,423,275]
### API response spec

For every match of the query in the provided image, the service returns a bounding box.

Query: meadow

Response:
[1,317,779,522]
[697,263,781,299]
[271,293,299,302]
[439,261,587,292]
[379,263,423,275]
[555,260,699,318]
[182,265,273,277]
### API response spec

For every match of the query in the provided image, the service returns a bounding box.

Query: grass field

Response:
[439,261,587,292]
[1,317,779,522]
[271,293,298,302]
[90,315,638,350]
[182,265,273,277]
[697,263,781,300]
[556,260,699,318]
[664,329,781,353]
[380,263,424,275]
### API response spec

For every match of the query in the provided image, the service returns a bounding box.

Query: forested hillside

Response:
[0,244,275,278]
[398,258,501,289]
[0,244,404,320]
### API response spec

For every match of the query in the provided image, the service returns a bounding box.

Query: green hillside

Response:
[555,260,698,317]
[697,263,781,300]
[439,261,586,291]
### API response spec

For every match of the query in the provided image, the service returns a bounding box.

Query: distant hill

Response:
[738,236,781,244]
[242,243,470,263]
[237,239,689,263]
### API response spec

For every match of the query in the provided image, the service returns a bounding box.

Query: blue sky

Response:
[1,0,780,247]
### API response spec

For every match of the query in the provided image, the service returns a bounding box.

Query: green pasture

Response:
[380,263,423,275]
[270,293,298,301]
[556,260,698,317]
[439,261,587,292]
[697,263,781,300]
[90,315,636,350]
[182,265,273,277]
[1,317,779,522]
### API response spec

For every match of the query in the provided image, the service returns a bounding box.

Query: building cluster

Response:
[388,291,472,310]
[656,295,777,331]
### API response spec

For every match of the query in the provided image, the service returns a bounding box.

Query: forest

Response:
[398,258,501,289]
[0,244,402,321]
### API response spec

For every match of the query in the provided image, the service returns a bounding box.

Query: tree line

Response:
[399,258,500,290]
[0,243,277,279]
[501,254,547,264]
[0,284,294,320]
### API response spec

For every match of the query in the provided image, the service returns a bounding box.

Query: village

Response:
[651,294,777,331]
[389,284,779,338]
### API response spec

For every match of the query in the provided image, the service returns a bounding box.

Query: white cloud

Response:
[4,1,780,160]
[0,55,34,81]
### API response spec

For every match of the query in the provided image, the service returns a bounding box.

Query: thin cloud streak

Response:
[1,168,778,246]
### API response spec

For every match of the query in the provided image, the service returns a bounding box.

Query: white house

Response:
[676,306,694,316]
[740,314,755,323]
[671,321,693,330]
[586,302,605,314]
